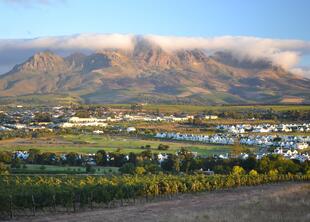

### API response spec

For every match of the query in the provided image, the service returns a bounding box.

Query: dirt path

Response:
[12,182,310,222]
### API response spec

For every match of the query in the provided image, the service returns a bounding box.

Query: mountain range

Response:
[0,38,309,105]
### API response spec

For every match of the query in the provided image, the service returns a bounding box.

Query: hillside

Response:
[0,38,309,105]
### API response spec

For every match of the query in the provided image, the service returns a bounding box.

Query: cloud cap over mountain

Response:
[0,34,310,77]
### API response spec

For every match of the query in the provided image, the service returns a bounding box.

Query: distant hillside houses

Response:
[217,123,310,134]
[3,123,27,129]
[0,126,12,131]
[60,117,108,128]
[123,114,195,122]
[204,115,218,120]
[155,132,234,145]
[273,148,310,162]
[240,135,310,149]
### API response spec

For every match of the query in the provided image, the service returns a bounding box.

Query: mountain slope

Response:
[0,39,309,105]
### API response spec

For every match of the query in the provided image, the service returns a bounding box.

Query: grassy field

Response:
[63,134,238,155]
[108,104,310,114]
[11,164,119,174]
[0,94,81,106]
[0,134,239,156]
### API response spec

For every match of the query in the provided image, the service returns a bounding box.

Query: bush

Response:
[120,163,135,175]
[157,144,169,151]
[249,169,258,177]
[232,166,245,175]
[268,169,279,177]
[135,166,146,175]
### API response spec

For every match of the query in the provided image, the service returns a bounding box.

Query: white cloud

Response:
[290,67,310,79]
[0,33,310,75]
[3,34,135,51]
[145,35,310,69]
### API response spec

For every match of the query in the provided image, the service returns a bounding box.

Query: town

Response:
[0,104,310,170]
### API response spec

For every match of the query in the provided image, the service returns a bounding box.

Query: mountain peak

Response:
[12,50,69,74]
[132,38,179,68]
[1,46,309,104]
[65,52,87,70]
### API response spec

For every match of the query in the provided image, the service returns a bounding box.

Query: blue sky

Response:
[0,0,309,40]
[0,0,309,75]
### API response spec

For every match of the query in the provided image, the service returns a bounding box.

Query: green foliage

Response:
[95,150,108,166]
[232,166,245,175]
[119,163,135,175]
[249,169,258,177]
[268,169,279,177]
[135,166,146,175]
[0,163,9,175]
[34,113,52,122]
[0,173,309,218]
[157,144,169,151]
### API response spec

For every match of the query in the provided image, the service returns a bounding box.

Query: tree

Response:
[172,156,181,173]
[119,163,135,174]
[232,166,245,175]
[109,152,127,167]
[131,103,142,112]
[257,156,271,173]
[39,152,57,165]
[178,148,194,173]
[140,150,153,160]
[248,169,258,177]
[95,150,108,166]
[128,152,137,165]
[157,144,169,151]
[27,149,41,164]
[143,162,162,174]
[135,166,146,175]
[268,169,278,177]
[75,111,91,118]
[0,151,12,164]
[66,152,82,166]
[241,156,257,171]
[161,154,174,171]
[34,113,52,122]
[0,162,9,175]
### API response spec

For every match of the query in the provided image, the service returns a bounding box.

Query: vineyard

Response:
[0,173,309,219]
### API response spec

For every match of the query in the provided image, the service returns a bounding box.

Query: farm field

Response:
[109,104,310,114]
[18,182,310,222]
[0,134,239,156]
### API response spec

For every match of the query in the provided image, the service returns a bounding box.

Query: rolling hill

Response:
[0,37,309,105]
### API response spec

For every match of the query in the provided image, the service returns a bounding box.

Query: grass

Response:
[0,94,81,106]
[62,134,237,155]
[10,164,119,175]
[0,134,239,156]
[108,104,310,114]
[18,183,310,222]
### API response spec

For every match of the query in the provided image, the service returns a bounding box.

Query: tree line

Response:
[1,148,309,176]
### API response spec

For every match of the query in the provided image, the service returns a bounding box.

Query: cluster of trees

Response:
[201,108,310,121]
[1,148,309,176]
[0,173,309,218]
